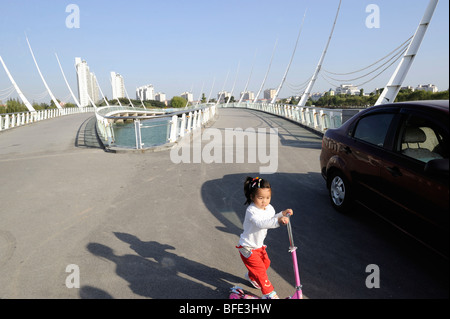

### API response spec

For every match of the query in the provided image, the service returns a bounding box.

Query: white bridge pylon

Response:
[0,55,36,112]
[375,0,439,105]
[55,53,82,108]
[26,36,62,109]
[298,0,342,107]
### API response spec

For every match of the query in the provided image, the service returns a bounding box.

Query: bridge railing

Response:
[220,102,362,134]
[0,107,95,131]
[95,104,217,150]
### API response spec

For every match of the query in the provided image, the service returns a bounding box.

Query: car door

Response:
[378,109,449,254]
[346,110,397,201]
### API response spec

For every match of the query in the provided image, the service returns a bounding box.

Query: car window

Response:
[397,115,448,163]
[353,113,395,147]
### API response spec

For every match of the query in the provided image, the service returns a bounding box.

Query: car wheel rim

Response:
[331,176,345,206]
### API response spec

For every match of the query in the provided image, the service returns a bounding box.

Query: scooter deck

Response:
[229,285,303,299]
[229,286,261,299]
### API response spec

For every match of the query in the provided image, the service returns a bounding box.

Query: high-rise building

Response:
[136,84,155,101]
[111,72,125,100]
[240,91,255,101]
[75,57,99,107]
[181,91,193,102]
[155,92,166,102]
[264,88,276,100]
[217,91,230,103]
[89,73,100,103]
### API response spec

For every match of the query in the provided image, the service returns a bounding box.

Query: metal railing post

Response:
[169,115,178,142]
[134,119,143,149]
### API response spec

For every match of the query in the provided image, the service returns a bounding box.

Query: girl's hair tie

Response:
[251,177,262,189]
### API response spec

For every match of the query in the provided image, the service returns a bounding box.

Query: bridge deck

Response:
[0,108,446,299]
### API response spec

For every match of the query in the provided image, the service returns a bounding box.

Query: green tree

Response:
[49,99,60,109]
[171,96,187,108]
[201,93,207,103]
[32,102,50,110]
[6,98,28,113]
[224,96,236,103]
[144,99,166,108]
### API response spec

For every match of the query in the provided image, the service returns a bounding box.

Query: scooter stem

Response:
[290,248,303,299]
[287,218,303,299]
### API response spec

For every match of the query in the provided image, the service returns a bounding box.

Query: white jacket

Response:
[238,203,283,249]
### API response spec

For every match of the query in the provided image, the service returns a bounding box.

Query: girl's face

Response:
[251,188,272,210]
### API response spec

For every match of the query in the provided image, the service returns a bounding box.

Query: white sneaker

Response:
[262,291,279,299]
[245,272,261,289]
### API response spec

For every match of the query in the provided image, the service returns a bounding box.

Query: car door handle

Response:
[343,146,352,154]
[386,166,402,177]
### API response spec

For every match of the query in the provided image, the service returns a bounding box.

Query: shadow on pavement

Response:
[82,232,247,298]
[75,116,104,149]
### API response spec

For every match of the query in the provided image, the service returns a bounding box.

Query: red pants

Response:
[238,246,274,294]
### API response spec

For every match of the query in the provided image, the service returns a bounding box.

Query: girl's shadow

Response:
[85,232,247,298]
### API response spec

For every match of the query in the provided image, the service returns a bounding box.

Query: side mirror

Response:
[424,158,449,176]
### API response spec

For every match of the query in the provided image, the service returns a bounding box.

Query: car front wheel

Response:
[328,171,352,212]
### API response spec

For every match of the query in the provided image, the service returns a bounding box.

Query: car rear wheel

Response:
[329,171,352,212]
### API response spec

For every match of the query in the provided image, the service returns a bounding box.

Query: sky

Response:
[0,0,448,104]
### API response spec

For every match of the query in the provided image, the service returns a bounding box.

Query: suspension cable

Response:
[0,86,15,100]
[323,45,408,83]
[320,46,407,88]
[0,85,14,92]
[287,75,313,89]
[23,89,49,101]
[322,35,413,76]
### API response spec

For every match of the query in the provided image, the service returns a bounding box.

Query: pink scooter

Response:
[230,214,303,299]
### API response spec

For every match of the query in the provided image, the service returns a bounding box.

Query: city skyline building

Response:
[264,88,276,100]
[111,72,125,100]
[155,92,166,102]
[415,84,439,92]
[181,91,193,102]
[240,91,255,101]
[75,57,99,107]
[217,91,230,103]
[335,84,360,95]
[136,84,155,101]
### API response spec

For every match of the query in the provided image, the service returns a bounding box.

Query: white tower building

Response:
[136,84,155,101]
[75,57,99,107]
[111,72,125,100]
[181,91,193,102]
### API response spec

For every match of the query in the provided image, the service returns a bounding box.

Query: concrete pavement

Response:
[0,108,447,299]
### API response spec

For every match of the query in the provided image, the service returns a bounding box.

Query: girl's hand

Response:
[278,216,290,225]
[283,209,293,217]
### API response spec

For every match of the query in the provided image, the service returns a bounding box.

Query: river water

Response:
[112,117,171,148]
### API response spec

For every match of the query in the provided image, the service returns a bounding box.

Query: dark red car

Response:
[320,100,449,258]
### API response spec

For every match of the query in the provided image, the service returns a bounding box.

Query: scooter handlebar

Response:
[286,214,296,249]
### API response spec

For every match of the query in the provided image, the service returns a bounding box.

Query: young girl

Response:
[237,176,293,299]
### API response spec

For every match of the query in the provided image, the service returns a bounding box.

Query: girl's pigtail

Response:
[243,176,254,205]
